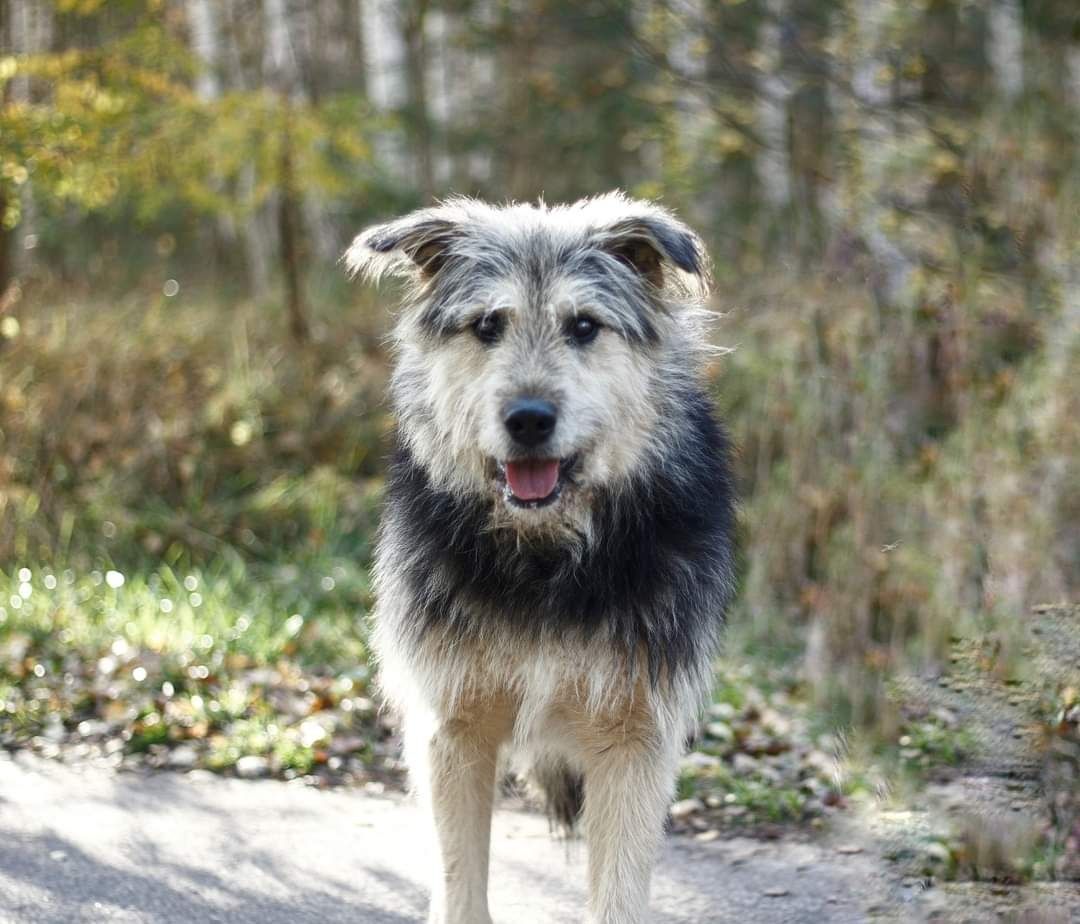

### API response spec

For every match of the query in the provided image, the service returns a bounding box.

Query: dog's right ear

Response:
[344,211,460,284]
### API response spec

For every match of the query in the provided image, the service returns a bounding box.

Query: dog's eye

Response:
[472,313,504,345]
[567,315,600,346]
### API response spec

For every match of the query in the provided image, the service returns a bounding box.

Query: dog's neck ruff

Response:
[382,388,736,682]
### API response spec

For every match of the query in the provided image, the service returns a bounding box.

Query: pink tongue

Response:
[505,459,560,501]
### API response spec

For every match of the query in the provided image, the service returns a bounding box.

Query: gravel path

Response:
[0,751,900,924]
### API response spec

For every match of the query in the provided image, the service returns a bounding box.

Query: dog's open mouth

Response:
[495,456,578,508]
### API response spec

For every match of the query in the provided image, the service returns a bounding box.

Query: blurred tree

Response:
[265,0,310,341]
[3,0,1078,297]
[1,0,54,300]
[400,0,435,200]
[1,0,382,337]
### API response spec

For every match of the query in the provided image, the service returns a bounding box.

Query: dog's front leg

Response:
[580,726,680,924]
[405,709,507,924]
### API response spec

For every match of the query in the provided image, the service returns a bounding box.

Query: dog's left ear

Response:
[344,209,460,284]
[595,210,710,296]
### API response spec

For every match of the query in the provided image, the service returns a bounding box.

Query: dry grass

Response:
[0,283,390,568]
[714,270,1079,725]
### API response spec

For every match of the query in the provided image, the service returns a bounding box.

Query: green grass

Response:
[0,556,372,672]
[0,552,388,781]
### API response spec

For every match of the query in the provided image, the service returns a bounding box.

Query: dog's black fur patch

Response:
[530,757,585,835]
[383,388,736,682]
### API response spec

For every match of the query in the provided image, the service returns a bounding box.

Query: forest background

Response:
[1,0,1078,883]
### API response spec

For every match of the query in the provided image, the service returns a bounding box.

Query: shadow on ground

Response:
[0,751,893,923]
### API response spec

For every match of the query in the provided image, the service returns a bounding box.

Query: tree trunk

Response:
[187,0,239,272]
[0,6,12,302]
[188,0,222,99]
[341,0,368,97]
[222,0,273,296]
[425,7,457,189]
[286,2,339,263]
[850,0,914,307]
[755,0,793,210]
[786,0,831,262]
[1047,45,1080,375]
[987,0,1024,100]
[401,0,435,201]
[278,122,309,343]
[5,0,52,287]
[264,0,310,341]
[500,5,538,200]
[0,185,13,307]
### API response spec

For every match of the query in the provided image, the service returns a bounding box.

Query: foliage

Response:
[1,3,380,223]
[672,663,848,832]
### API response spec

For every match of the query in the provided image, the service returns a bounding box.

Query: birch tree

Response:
[221,0,274,296]
[362,0,409,184]
[187,0,244,269]
[987,0,1024,101]
[849,0,914,307]
[2,0,52,297]
[755,0,793,210]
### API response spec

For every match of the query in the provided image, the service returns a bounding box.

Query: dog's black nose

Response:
[504,398,557,448]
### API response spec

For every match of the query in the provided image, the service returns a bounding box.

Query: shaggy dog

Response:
[346,192,735,924]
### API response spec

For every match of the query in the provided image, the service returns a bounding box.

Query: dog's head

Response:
[346,192,711,535]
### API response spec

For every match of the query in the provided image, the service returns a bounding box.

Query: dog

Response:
[346,192,735,924]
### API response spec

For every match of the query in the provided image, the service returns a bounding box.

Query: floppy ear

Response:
[344,210,459,283]
[595,210,709,295]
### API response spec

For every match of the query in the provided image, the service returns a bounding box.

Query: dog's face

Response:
[347,193,710,535]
